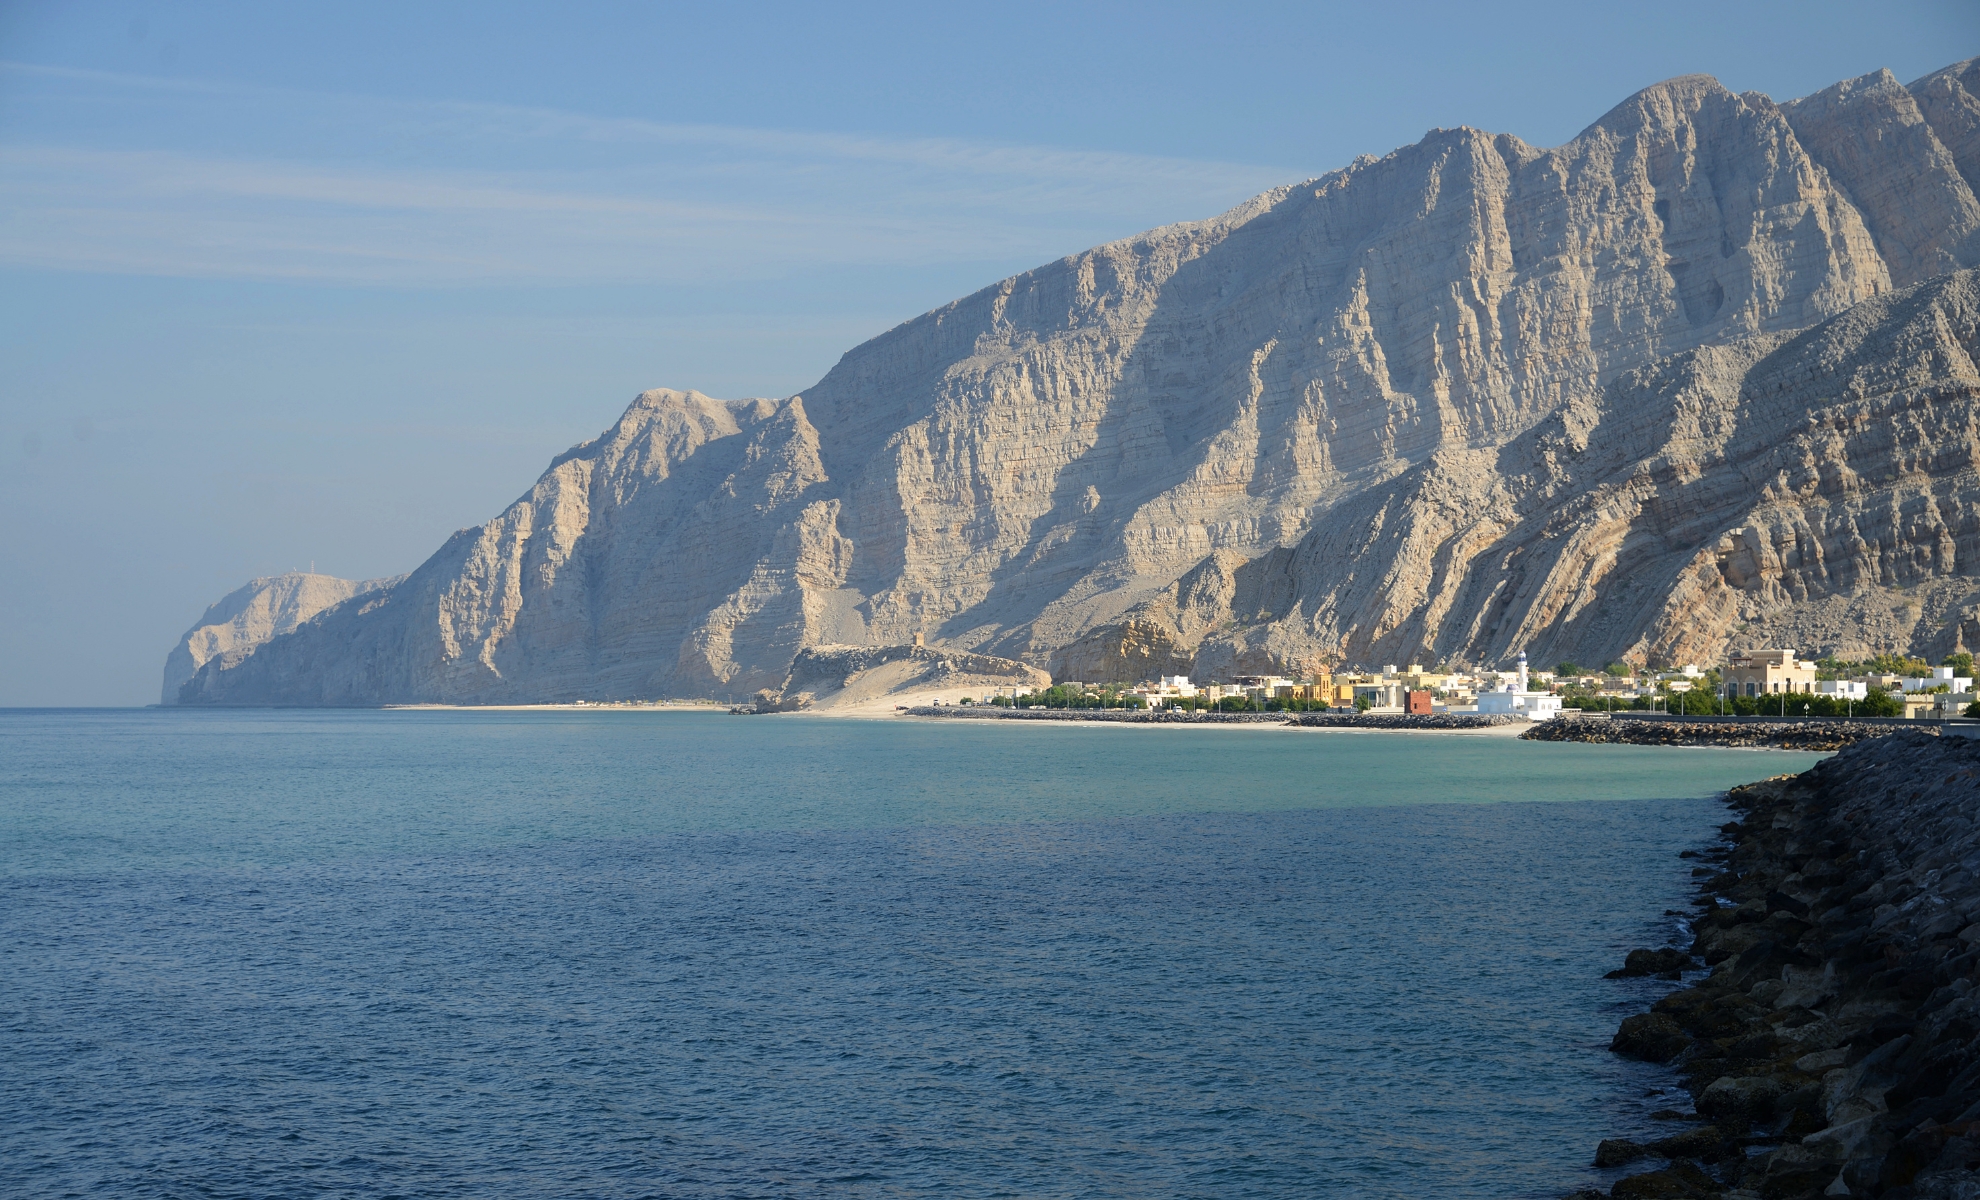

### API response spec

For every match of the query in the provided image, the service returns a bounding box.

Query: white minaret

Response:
[1517,651,1529,695]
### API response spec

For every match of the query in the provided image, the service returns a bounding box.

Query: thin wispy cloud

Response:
[0,62,1299,286]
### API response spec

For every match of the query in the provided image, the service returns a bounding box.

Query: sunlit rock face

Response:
[176,61,1980,702]
[164,572,398,703]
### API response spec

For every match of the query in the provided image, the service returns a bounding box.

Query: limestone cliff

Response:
[173,60,1980,702]
[163,572,398,703]
[1080,268,1980,679]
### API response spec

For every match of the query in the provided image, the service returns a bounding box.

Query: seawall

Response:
[1584,730,1980,1198]
[1526,718,1931,752]
[903,707,1519,729]
[903,707,1282,723]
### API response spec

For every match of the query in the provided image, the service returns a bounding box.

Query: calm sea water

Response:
[1,709,1822,1198]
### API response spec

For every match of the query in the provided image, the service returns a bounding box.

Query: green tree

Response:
[1556,661,1582,676]
[1859,688,1904,718]
[1604,662,1632,677]
[1815,653,1934,680]
[1944,652,1975,676]
[1871,652,1931,676]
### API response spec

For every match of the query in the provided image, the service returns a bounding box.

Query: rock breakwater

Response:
[903,707,1282,724]
[1528,718,1909,752]
[903,707,1517,729]
[1585,730,1980,1198]
[1285,712,1521,731]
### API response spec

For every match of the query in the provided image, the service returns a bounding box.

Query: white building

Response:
[1474,652,1563,720]
[1815,680,1868,700]
[1901,667,1974,694]
[1476,690,1564,720]
[1131,676,1200,705]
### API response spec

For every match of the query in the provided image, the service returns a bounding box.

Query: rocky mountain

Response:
[171,59,1980,704]
[164,572,399,703]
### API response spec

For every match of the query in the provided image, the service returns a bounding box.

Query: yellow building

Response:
[1326,679,1364,706]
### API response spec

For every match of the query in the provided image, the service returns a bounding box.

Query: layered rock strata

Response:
[1588,731,1980,1198]
[172,60,1980,704]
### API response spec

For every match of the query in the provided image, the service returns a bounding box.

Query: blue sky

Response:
[3,0,1975,705]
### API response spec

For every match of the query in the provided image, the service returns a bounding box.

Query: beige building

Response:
[1353,681,1408,712]
[1233,675,1293,700]
[1395,666,1451,691]
[1905,695,1942,720]
[1723,649,1818,698]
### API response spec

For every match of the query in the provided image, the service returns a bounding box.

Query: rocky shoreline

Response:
[1528,718,1913,752]
[906,706,1961,749]
[1284,711,1521,730]
[903,706,1282,723]
[1579,731,1980,1198]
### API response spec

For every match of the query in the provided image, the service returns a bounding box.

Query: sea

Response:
[0,708,1826,1198]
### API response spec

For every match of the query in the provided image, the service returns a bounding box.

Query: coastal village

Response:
[965,648,1980,723]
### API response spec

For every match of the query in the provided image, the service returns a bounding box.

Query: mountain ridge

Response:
[171,58,1980,704]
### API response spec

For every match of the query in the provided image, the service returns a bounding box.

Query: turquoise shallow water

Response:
[1,709,1822,1197]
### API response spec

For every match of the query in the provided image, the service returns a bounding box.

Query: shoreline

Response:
[898,705,1528,731]
[379,702,727,712]
[1527,718,1972,752]
[229,702,1940,752]
[1578,731,1980,1198]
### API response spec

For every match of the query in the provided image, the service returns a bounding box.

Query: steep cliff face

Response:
[178,61,1980,702]
[175,391,848,704]
[1784,68,1980,289]
[1089,269,1980,678]
[164,572,397,703]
